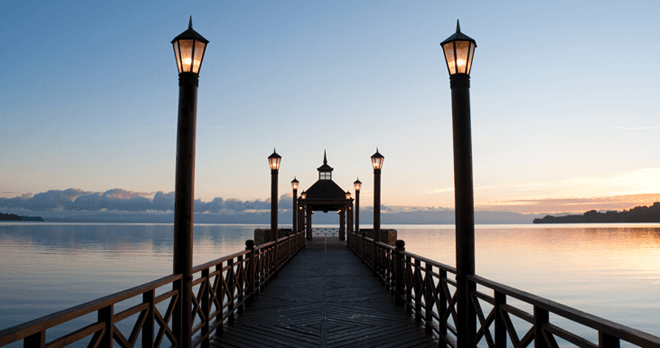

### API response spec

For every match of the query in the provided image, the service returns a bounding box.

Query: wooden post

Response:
[24,332,45,348]
[201,269,210,348]
[99,305,113,348]
[425,263,433,334]
[440,269,448,342]
[534,306,550,348]
[599,332,620,348]
[245,240,255,305]
[494,291,506,348]
[215,263,224,336]
[414,259,422,321]
[406,254,413,314]
[395,240,405,305]
[143,290,155,348]
[227,258,235,325]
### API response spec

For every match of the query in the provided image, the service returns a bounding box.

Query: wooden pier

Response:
[211,237,437,347]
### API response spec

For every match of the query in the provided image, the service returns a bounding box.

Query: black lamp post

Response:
[171,17,208,348]
[441,20,477,348]
[345,191,352,233]
[354,178,361,234]
[371,149,384,268]
[291,177,299,232]
[268,149,281,269]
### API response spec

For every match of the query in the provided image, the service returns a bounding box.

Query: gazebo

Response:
[297,151,353,240]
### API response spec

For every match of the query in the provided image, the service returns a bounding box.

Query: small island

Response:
[0,212,44,222]
[533,202,660,223]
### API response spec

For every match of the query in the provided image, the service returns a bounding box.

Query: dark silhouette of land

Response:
[0,212,44,221]
[533,202,660,223]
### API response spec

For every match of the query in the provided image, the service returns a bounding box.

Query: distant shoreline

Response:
[534,202,660,224]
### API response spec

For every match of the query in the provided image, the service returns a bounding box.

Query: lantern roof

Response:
[440,20,476,47]
[172,17,209,44]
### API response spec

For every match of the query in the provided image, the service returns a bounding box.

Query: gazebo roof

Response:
[301,152,351,212]
[305,180,345,200]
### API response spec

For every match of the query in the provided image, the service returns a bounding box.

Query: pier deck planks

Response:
[211,237,438,347]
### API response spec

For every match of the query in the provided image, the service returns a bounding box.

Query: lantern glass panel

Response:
[454,40,471,74]
[466,43,475,75]
[269,158,281,170]
[179,39,194,72]
[173,43,182,73]
[292,181,299,190]
[442,42,456,75]
[354,182,362,191]
[192,40,206,73]
[371,157,384,170]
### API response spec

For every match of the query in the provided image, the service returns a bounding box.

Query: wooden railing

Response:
[347,231,660,348]
[0,231,305,348]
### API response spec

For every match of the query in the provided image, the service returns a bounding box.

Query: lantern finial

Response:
[456,19,461,33]
[189,16,193,29]
[323,150,327,164]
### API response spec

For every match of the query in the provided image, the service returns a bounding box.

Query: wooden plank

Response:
[213,237,437,347]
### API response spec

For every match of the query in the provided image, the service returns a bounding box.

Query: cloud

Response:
[0,188,271,214]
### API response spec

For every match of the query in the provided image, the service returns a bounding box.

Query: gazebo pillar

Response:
[348,204,353,232]
[306,208,313,240]
[339,209,346,241]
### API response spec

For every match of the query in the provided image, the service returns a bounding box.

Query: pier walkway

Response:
[211,237,438,347]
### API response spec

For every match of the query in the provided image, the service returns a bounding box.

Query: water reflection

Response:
[0,223,261,331]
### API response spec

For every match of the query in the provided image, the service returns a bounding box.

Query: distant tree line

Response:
[0,212,44,221]
[533,202,660,223]
[0,212,23,221]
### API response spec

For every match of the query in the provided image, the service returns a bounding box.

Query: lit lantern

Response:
[268,149,281,171]
[440,20,477,76]
[354,178,362,191]
[291,177,299,190]
[371,149,384,170]
[172,17,209,75]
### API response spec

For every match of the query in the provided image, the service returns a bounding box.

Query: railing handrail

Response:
[0,273,182,344]
[469,274,660,347]
[191,237,280,273]
[398,249,457,274]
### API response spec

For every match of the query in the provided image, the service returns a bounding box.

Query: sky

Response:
[2,0,660,215]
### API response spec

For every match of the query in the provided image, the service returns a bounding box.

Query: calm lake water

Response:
[1,222,659,346]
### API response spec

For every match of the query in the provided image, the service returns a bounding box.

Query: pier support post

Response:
[246,240,256,304]
[395,240,405,305]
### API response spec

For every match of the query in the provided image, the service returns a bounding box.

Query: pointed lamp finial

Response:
[456,19,461,33]
[323,150,327,164]
[189,16,193,29]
